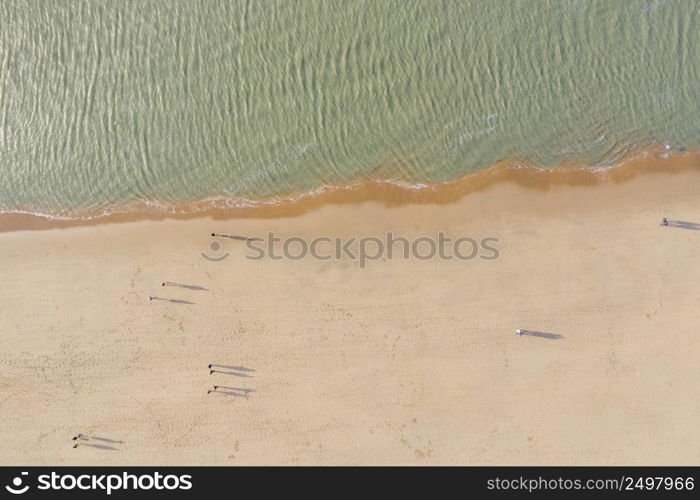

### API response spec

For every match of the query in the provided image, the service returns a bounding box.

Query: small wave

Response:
[0,144,693,225]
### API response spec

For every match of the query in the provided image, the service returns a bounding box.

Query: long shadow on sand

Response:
[223,391,254,397]
[518,330,564,340]
[90,436,124,444]
[209,369,252,378]
[665,220,700,231]
[212,233,264,242]
[208,364,255,372]
[151,297,195,305]
[162,282,208,291]
[74,443,119,451]
[208,386,256,397]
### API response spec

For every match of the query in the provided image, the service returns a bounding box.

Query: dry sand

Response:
[1,167,699,465]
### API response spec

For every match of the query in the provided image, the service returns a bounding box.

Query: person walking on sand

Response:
[662,217,669,226]
[147,296,155,301]
[207,385,219,394]
[516,329,524,336]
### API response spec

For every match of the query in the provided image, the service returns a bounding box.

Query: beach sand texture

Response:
[1,168,699,465]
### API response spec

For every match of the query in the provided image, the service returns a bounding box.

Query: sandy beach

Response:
[1,164,699,465]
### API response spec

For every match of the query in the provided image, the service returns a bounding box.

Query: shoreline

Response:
[2,145,699,233]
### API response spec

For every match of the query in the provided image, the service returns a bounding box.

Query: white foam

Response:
[0,146,687,223]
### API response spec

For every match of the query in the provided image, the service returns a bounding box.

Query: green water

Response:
[1,0,699,217]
